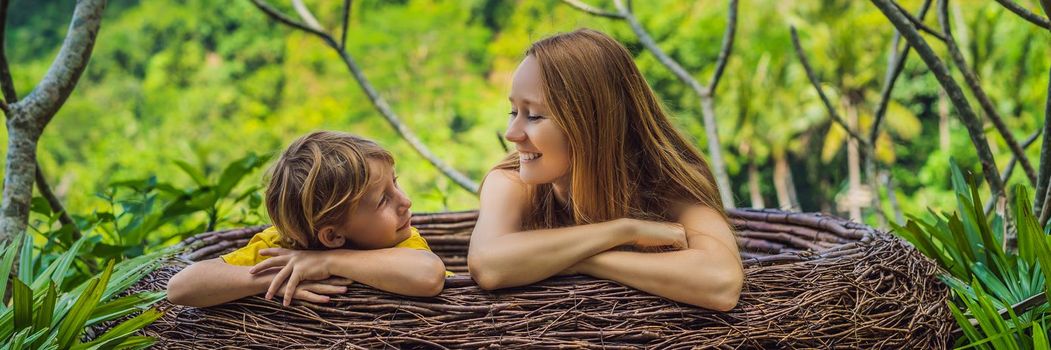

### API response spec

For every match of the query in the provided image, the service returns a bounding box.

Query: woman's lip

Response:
[398,216,411,230]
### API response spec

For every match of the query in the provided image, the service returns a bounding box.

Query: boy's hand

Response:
[250,248,339,306]
[272,278,353,304]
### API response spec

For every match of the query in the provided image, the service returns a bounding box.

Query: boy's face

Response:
[333,159,413,250]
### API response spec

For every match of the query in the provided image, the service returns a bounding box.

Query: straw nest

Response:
[110,209,953,349]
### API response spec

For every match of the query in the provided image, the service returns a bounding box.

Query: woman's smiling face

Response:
[505,55,572,188]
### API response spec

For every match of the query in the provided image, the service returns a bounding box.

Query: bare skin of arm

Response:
[571,206,744,311]
[251,247,446,305]
[467,170,688,290]
[166,258,350,308]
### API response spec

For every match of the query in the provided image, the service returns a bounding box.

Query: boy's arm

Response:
[166,258,348,308]
[323,248,446,297]
[253,246,447,301]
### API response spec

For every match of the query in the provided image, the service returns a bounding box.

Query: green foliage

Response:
[0,0,1047,346]
[18,152,270,271]
[2,0,1047,227]
[0,154,269,346]
[892,160,1051,348]
[0,233,170,349]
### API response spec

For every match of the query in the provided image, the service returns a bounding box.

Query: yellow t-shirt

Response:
[221,226,453,276]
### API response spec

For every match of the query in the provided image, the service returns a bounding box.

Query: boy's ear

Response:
[317,226,345,249]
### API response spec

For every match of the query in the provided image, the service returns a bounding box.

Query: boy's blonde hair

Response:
[265,131,394,249]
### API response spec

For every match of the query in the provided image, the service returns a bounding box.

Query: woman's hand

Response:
[250,248,337,306]
[621,219,688,250]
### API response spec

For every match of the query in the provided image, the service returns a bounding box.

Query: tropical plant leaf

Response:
[1034,321,1048,350]
[10,278,32,333]
[174,160,208,187]
[71,308,161,350]
[32,282,57,333]
[86,291,165,326]
[5,328,31,350]
[54,260,113,349]
[32,233,91,291]
[0,234,24,312]
[112,335,154,350]
[17,233,34,284]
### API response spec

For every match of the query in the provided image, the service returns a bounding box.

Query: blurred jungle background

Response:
[1,0,1050,348]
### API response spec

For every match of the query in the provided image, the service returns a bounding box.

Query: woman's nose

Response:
[504,120,526,143]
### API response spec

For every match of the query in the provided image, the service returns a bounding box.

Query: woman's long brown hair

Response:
[493,28,728,230]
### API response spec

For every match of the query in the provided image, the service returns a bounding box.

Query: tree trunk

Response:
[774,154,800,211]
[701,95,735,208]
[939,90,951,153]
[786,161,800,210]
[0,0,107,245]
[846,102,863,221]
[866,158,888,228]
[871,0,1005,202]
[883,171,905,225]
[748,161,764,209]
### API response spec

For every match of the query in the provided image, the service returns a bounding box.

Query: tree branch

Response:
[613,1,705,97]
[939,0,1037,185]
[870,0,1005,202]
[993,0,1051,29]
[1039,66,1051,226]
[250,0,327,37]
[339,0,351,51]
[871,0,933,143]
[952,289,1049,338]
[558,0,624,19]
[250,0,480,193]
[291,0,324,32]
[706,0,737,94]
[891,0,948,41]
[0,0,17,104]
[986,129,1042,214]
[790,26,873,153]
[34,162,81,240]
[1036,62,1051,220]
[1,0,106,245]
[14,0,106,129]
[608,0,735,207]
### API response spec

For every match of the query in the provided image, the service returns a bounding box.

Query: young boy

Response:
[167,131,448,307]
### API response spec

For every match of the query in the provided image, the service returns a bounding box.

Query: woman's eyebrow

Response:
[508,96,539,106]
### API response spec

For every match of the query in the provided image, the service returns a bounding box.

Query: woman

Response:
[467,29,743,311]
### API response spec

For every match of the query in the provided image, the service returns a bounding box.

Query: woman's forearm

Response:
[577,247,743,311]
[468,219,635,290]
[324,248,446,297]
[166,259,273,307]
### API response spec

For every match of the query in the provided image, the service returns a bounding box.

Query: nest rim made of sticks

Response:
[119,208,954,349]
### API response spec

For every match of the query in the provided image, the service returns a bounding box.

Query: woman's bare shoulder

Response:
[481,169,527,196]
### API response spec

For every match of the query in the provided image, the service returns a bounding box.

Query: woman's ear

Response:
[317,226,346,249]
